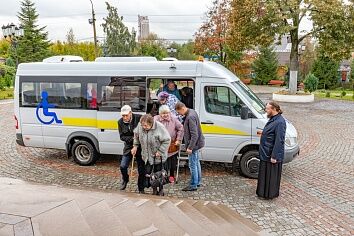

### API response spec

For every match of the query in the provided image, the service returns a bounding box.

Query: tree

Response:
[137,33,167,60]
[194,0,230,64]
[166,41,198,60]
[101,2,136,56]
[311,50,339,89]
[178,41,198,60]
[252,47,279,85]
[50,41,100,61]
[66,28,76,45]
[228,0,354,94]
[0,39,10,58]
[13,0,51,63]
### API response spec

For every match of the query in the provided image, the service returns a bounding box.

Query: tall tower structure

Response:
[138,15,150,41]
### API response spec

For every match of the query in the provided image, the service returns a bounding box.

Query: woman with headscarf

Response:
[157,91,179,117]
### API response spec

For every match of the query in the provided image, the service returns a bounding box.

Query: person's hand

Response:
[270,158,277,164]
[155,152,161,158]
[186,148,192,155]
[175,140,181,146]
[131,146,137,156]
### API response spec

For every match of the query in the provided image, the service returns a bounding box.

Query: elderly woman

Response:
[157,91,179,117]
[154,105,184,184]
[131,114,171,195]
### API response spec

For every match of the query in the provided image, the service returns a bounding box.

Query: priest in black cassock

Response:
[257,101,286,200]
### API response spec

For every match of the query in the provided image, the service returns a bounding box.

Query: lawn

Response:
[315,90,354,101]
[0,88,14,100]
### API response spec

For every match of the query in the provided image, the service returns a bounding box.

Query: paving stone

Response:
[0,96,353,235]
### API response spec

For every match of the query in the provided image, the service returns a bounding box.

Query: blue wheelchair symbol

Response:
[36,91,63,125]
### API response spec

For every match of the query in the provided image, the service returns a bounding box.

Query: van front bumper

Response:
[284,144,300,164]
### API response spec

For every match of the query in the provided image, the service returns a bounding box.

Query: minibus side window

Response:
[204,86,243,117]
[100,77,146,112]
[21,82,82,108]
[87,83,97,109]
[22,82,39,106]
[63,83,82,108]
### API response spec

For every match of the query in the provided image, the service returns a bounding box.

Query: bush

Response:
[5,58,16,67]
[0,64,16,88]
[326,91,331,97]
[340,82,354,90]
[304,73,319,93]
[341,90,346,97]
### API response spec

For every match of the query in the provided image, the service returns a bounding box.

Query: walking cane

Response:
[130,155,135,177]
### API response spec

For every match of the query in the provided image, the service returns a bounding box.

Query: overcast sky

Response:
[0,0,312,43]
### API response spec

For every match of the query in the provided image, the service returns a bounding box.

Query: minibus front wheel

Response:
[239,150,260,179]
[71,140,99,166]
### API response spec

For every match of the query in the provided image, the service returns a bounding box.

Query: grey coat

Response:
[183,109,205,151]
[133,120,171,165]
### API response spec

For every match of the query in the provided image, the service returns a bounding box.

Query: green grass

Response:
[315,90,354,101]
[0,88,14,100]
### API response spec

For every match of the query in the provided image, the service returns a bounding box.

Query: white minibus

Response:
[14,57,299,178]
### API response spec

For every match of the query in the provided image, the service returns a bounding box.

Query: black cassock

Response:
[256,114,286,199]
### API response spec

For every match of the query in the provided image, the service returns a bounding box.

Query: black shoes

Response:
[120,181,128,190]
[138,190,145,194]
[182,186,197,191]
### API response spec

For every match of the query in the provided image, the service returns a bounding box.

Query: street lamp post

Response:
[88,0,98,58]
[1,23,24,67]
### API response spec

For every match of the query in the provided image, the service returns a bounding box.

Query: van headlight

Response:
[285,137,297,147]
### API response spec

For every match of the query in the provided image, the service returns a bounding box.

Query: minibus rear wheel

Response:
[71,140,99,166]
[239,150,260,179]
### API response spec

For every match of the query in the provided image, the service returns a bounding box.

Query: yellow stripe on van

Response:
[61,117,247,135]
[61,117,118,130]
[97,120,118,130]
[201,124,249,136]
[61,117,97,127]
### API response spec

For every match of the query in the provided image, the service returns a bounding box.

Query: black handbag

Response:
[149,156,168,188]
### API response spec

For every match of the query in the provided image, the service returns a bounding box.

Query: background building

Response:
[138,15,150,41]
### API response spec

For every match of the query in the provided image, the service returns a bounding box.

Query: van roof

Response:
[16,60,239,81]
[95,56,157,62]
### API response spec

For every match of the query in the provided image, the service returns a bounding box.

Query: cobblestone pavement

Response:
[0,96,353,236]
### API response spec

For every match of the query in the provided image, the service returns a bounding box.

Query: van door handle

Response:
[100,129,105,132]
[201,121,214,125]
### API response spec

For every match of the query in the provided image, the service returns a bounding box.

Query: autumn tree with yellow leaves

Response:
[227,0,354,94]
[194,0,231,64]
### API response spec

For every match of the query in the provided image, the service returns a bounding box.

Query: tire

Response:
[239,150,260,179]
[71,140,99,166]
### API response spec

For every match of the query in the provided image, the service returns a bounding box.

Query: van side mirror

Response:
[240,106,250,120]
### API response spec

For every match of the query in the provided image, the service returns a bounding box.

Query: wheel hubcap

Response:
[75,145,91,162]
[246,157,260,174]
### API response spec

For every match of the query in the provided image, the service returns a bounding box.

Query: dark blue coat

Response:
[157,85,182,100]
[259,114,286,162]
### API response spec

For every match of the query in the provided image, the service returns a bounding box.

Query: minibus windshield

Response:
[232,81,265,113]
